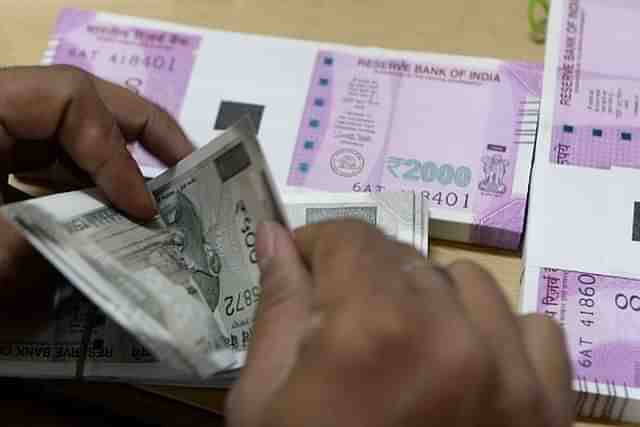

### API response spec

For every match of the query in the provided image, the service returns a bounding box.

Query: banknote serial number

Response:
[352,183,470,209]
[575,273,597,369]
[109,53,178,71]
[66,47,179,72]
[224,286,261,317]
[65,48,179,99]
[421,190,469,209]
[385,157,472,188]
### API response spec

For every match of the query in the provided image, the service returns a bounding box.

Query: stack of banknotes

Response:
[31,7,543,250]
[0,117,429,386]
[521,0,640,423]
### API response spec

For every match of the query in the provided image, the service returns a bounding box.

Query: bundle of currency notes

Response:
[30,7,540,250]
[0,118,429,386]
[521,0,640,422]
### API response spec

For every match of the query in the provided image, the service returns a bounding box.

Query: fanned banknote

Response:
[0,120,429,386]
[1,117,287,379]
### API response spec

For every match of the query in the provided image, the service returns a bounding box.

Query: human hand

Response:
[227,220,574,427]
[0,65,193,317]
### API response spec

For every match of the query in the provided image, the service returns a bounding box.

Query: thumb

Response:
[226,221,312,425]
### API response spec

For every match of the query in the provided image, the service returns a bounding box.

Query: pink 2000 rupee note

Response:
[522,1,640,421]
[287,50,542,249]
[537,267,640,420]
[42,8,201,176]
[548,0,640,170]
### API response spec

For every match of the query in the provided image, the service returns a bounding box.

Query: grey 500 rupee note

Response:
[1,117,287,378]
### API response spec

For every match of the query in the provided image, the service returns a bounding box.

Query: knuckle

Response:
[320,244,359,276]
[51,64,93,93]
[78,121,113,143]
[325,302,417,370]
[73,123,118,167]
[364,305,417,351]
[360,332,413,367]
[313,219,381,270]
[141,102,172,128]
[149,105,179,136]
[325,317,376,370]
[439,327,494,387]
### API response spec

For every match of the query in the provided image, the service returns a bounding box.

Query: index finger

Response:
[93,77,195,166]
[0,65,156,219]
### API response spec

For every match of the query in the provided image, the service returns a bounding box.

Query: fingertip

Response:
[137,189,160,220]
[126,180,159,221]
[94,154,158,222]
[104,183,158,222]
[164,131,196,166]
[176,134,196,159]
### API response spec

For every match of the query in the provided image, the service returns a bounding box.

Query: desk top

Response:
[0,1,624,426]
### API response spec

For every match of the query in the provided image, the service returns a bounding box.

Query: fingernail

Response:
[256,221,277,270]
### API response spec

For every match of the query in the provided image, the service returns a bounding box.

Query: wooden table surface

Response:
[0,0,631,426]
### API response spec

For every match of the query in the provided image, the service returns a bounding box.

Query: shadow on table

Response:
[0,378,224,427]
